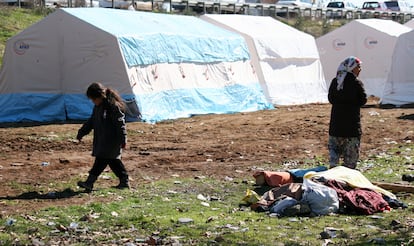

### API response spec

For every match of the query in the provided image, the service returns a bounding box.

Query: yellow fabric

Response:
[304,166,396,199]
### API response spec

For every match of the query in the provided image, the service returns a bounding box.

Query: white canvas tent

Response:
[200,14,328,106]
[381,29,414,106]
[0,8,272,123]
[404,19,414,29]
[317,19,411,98]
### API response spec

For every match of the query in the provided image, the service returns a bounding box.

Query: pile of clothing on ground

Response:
[244,166,407,217]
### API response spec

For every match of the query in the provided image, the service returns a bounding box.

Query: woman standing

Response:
[328,56,367,169]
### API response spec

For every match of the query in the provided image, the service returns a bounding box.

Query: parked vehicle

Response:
[99,0,131,8]
[326,1,357,18]
[276,0,313,17]
[42,0,98,7]
[276,0,313,7]
[383,0,412,11]
[0,0,32,6]
[326,0,357,8]
[362,1,389,10]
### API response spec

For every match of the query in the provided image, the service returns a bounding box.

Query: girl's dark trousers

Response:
[90,157,128,179]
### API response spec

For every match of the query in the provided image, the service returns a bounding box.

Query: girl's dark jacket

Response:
[77,100,127,159]
[328,72,367,138]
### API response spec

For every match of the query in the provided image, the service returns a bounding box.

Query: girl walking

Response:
[77,82,129,192]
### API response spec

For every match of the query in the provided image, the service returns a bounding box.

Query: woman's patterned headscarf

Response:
[336,56,362,91]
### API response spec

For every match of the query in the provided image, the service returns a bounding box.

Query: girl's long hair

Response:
[86,82,126,112]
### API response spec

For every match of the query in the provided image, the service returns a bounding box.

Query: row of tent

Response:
[318,18,414,106]
[0,8,412,123]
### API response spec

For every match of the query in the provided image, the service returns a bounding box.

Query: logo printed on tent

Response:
[13,40,30,55]
[332,39,346,51]
[364,37,378,49]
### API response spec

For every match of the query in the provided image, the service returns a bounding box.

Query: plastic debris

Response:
[197,194,207,201]
[5,218,16,226]
[178,218,193,224]
[200,202,210,207]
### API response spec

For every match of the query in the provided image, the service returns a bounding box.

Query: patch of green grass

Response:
[360,144,413,183]
[1,143,414,245]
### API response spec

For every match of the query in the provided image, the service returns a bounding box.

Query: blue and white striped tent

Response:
[0,8,272,123]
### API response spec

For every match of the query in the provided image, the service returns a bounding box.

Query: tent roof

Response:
[353,19,412,36]
[336,19,412,37]
[61,8,250,66]
[201,14,319,59]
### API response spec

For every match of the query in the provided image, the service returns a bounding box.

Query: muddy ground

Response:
[1,99,413,216]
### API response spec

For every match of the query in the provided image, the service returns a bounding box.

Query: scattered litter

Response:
[224,224,239,230]
[390,219,401,227]
[80,214,94,222]
[224,176,233,182]
[369,111,380,116]
[200,202,210,207]
[242,189,260,204]
[269,213,279,218]
[402,174,414,182]
[368,215,384,219]
[69,222,78,229]
[197,194,207,201]
[210,196,220,201]
[206,216,217,223]
[5,218,16,226]
[11,163,24,166]
[386,140,398,145]
[240,227,249,232]
[365,225,380,230]
[59,158,70,164]
[111,211,119,217]
[178,218,193,224]
[56,224,67,232]
[322,239,333,246]
[320,227,342,239]
[41,162,49,166]
[31,238,45,246]
[368,238,386,245]
[47,221,56,226]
